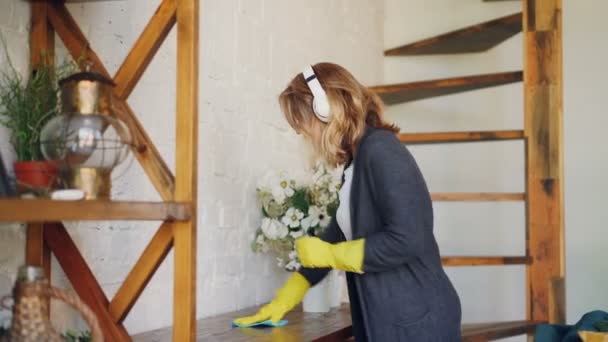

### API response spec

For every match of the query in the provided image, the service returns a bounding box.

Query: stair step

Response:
[370,71,523,105]
[400,130,524,144]
[462,320,540,341]
[431,193,525,201]
[442,256,531,266]
[385,13,522,56]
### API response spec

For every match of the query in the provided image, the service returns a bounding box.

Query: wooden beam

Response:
[442,256,531,266]
[385,13,522,56]
[173,0,199,340]
[47,2,176,201]
[431,192,525,201]
[0,199,191,222]
[28,4,53,319]
[113,0,177,100]
[549,276,565,324]
[30,1,54,67]
[462,321,540,341]
[109,222,174,323]
[370,71,523,105]
[524,0,564,324]
[26,224,51,318]
[44,223,130,341]
[25,224,51,275]
[400,130,524,144]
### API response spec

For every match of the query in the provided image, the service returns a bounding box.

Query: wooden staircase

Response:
[384,13,522,56]
[370,71,522,105]
[372,0,564,341]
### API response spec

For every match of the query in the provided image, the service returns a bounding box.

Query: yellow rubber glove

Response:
[233,272,310,325]
[296,237,365,274]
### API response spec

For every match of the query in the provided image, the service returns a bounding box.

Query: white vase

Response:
[328,270,343,308]
[302,275,330,313]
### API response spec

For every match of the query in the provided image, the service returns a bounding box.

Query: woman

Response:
[235,63,462,341]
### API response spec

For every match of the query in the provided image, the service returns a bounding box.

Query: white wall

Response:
[0,0,384,335]
[384,0,608,340]
[563,0,608,324]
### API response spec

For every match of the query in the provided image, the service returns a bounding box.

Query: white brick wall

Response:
[0,0,30,330]
[0,0,384,335]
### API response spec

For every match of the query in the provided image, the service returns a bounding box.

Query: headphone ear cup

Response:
[313,96,330,122]
[302,65,330,122]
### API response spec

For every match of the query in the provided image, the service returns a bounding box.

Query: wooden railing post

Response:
[173,0,199,340]
[524,0,565,324]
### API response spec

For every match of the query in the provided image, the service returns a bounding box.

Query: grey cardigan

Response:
[299,127,462,342]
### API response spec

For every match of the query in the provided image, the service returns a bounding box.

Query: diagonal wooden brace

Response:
[44,223,131,341]
[109,222,174,323]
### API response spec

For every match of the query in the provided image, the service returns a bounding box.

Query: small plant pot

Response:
[13,160,58,192]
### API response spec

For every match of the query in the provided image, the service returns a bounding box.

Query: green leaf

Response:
[290,189,309,213]
[0,36,79,161]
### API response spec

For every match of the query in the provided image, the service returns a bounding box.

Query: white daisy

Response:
[301,206,321,230]
[271,175,295,205]
[282,208,304,228]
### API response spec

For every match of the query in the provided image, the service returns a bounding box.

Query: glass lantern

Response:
[41,71,132,199]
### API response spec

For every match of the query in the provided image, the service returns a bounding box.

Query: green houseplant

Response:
[0,48,77,192]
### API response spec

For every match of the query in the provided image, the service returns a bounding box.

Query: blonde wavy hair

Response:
[279,62,399,167]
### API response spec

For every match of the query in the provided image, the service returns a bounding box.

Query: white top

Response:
[336,164,354,240]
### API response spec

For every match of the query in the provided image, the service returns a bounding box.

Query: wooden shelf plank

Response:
[432,192,525,201]
[462,320,540,341]
[370,71,523,105]
[0,199,191,222]
[442,256,531,266]
[385,13,522,56]
[400,129,524,144]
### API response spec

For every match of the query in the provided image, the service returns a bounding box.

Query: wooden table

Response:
[132,304,352,342]
[132,303,539,341]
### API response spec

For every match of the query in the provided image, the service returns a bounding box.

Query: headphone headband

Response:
[302,66,330,122]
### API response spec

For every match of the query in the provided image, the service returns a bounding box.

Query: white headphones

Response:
[302,65,331,123]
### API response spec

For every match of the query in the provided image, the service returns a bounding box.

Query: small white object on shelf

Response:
[51,189,85,201]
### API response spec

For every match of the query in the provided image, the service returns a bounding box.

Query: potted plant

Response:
[0,50,76,194]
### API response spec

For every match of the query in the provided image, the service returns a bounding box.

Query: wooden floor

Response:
[133,304,538,341]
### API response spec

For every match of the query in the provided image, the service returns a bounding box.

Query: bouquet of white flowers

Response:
[251,162,342,271]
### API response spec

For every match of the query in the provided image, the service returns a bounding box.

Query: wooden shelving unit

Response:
[3,0,199,341]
